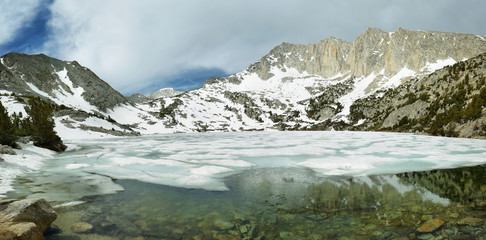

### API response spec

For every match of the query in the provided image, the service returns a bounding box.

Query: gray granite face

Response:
[245,27,486,81]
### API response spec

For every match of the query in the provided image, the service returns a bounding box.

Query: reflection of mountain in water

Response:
[45,164,486,240]
[227,164,486,213]
[398,164,486,204]
[225,164,486,238]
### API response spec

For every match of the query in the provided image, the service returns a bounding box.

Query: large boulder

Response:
[0,198,57,240]
[0,145,16,155]
[0,222,44,240]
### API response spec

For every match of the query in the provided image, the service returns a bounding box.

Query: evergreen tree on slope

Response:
[25,97,66,152]
[0,101,16,147]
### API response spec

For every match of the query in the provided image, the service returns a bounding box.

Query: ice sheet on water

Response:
[3,131,485,202]
[8,168,124,203]
[0,143,55,198]
[50,132,486,188]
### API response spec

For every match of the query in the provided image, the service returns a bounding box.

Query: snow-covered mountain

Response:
[0,53,126,112]
[137,28,486,134]
[126,88,182,104]
[149,88,182,99]
[0,53,169,139]
[1,28,486,139]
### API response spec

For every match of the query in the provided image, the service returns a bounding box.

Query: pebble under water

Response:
[43,164,486,240]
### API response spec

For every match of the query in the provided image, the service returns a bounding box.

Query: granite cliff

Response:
[250,28,486,80]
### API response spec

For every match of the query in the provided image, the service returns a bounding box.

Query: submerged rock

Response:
[134,219,151,231]
[100,221,116,231]
[457,217,484,226]
[417,233,434,240]
[71,222,93,233]
[127,237,146,240]
[214,218,234,230]
[0,198,57,239]
[43,224,62,236]
[416,219,445,233]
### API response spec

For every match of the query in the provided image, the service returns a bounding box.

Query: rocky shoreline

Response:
[0,198,57,240]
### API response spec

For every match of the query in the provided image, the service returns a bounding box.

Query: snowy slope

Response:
[22,68,99,113]
[132,28,486,132]
[137,56,460,132]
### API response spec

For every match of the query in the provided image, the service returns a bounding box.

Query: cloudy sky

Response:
[1,0,485,95]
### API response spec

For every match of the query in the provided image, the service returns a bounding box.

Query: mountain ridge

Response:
[1,28,486,139]
[148,88,183,99]
[147,27,486,135]
[246,27,486,81]
[0,52,126,113]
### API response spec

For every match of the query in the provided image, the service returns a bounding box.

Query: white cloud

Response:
[0,0,42,45]
[44,0,357,94]
[42,0,486,94]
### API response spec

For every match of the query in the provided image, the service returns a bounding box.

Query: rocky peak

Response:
[127,93,150,103]
[0,52,127,112]
[241,27,486,82]
[149,88,182,99]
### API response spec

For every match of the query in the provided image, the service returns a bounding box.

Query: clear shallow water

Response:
[4,131,486,239]
[45,165,486,239]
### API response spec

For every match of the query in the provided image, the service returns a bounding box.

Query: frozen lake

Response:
[2,131,486,239]
[4,131,486,202]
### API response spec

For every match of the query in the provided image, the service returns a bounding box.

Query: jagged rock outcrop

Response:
[248,27,486,80]
[0,53,127,112]
[0,198,57,240]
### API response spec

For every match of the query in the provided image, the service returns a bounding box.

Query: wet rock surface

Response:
[417,219,445,233]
